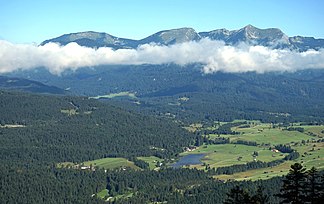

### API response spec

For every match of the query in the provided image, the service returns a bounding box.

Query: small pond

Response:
[171,153,206,168]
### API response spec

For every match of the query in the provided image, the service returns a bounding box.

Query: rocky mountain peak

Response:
[139,27,200,45]
[40,25,324,51]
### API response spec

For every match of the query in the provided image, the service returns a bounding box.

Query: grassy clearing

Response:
[60,109,78,116]
[184,123,203,132]
[198,122,323,180]
[83,157,140,170]
[98,191,133,202]
[214,143,324,181]
[214,161,293,181]
[57,162,76,168]
[178,97,190,101]
[61,109,93,116]
[182,144,287,170]
[97,189,109,199]
[228,125,319,145]
[114,192,133,200]
[0,124,26,128]
[137,156,163,170]
[302,125,324,137]
[293,142,324,169]
[89,91,137,99]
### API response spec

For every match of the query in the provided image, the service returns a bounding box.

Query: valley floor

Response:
[68,121,323,182]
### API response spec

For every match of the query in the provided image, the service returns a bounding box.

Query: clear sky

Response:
[1,0,324,44]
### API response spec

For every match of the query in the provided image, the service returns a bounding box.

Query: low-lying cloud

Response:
[1,38,324,75]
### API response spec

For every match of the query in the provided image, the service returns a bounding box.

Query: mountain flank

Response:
[0,75,65,94]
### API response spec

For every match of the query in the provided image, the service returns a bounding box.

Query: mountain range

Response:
[41,25,324,51]
[3,25,324,124]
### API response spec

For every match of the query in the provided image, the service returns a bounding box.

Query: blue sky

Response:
[1,0,324,43]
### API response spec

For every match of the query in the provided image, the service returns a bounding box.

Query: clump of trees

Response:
[224,185,269,204]
[274,144,293,153]
[224,163,324,204]
[286,127,305,133]
[277,163,323,204]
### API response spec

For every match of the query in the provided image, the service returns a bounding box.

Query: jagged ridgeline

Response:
[0,91,195,164]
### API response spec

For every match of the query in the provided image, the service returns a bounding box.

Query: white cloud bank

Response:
[1,38,324,75]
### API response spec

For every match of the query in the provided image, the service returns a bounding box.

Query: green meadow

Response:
[89,91,136,99]
[83,157,140,170]
[182,144,288,170]
[59,121,322,181]
[137,156,163,170]
[183,122,323,180]
[233,127,317,145]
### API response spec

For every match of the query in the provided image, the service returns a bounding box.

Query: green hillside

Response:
[0,90,195,164]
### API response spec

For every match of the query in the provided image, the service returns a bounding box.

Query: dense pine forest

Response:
[0,90,196,163]
[9,66,324,123]
[2,3,324,202]
[1,161,323,203]
[0,165,107,203]
[0,90,323,203]
[0,90,194,203]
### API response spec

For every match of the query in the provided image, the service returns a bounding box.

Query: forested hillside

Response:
[0,90,195,164]
[0,165,107,203]
[0,90,196,203]
[0,82,323,203]
[0,75,65,94]
[8,66,324,123]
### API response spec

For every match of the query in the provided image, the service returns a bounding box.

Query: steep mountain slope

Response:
[40,25,324,51]
[289,36,324,51]
[138,27,201,45]
[40,31,138,49]
[199,24,290,48]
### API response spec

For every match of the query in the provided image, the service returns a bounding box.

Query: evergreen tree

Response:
[251,186,269,204]
[305,167,322,204]
[224,185,252,204]
[321,173,324,202]
[277,163,306,204]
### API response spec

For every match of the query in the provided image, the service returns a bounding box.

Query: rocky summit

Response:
[41,25,324,51]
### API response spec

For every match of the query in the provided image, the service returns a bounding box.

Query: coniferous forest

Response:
[1,2,324,202]
[0,89,323,203]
